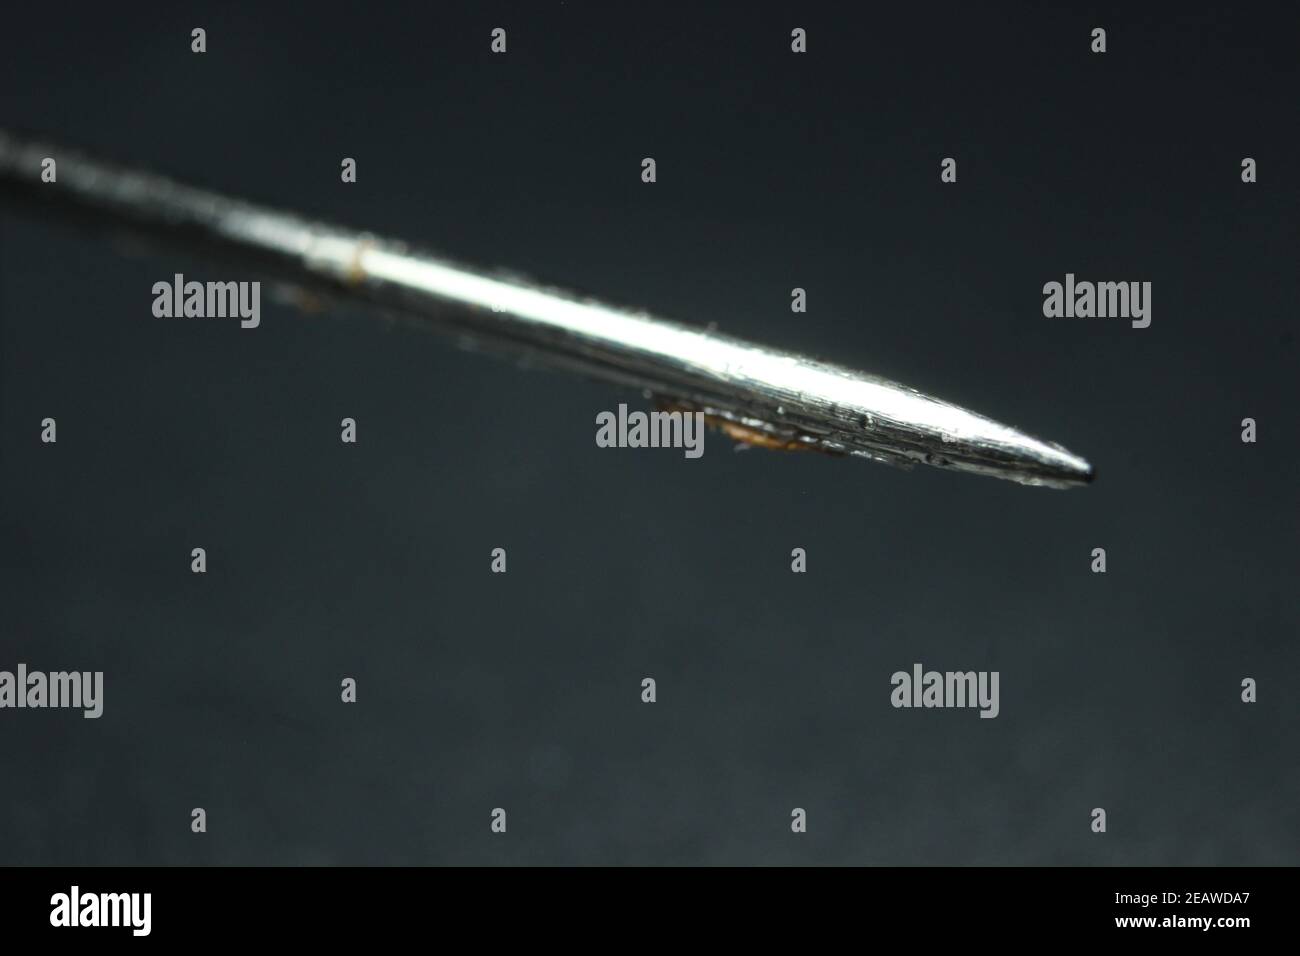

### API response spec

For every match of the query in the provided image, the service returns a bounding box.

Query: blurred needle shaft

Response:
[0,129,1093,488]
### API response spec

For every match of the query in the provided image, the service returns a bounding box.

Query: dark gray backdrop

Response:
[2,2,1296,865]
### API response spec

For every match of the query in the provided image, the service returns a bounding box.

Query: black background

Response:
[1,2,1296,865]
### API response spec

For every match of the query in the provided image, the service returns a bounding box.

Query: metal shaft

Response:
[0,129,1093,488]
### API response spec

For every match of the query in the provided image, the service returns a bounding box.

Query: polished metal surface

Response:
[0,129,1093,488]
